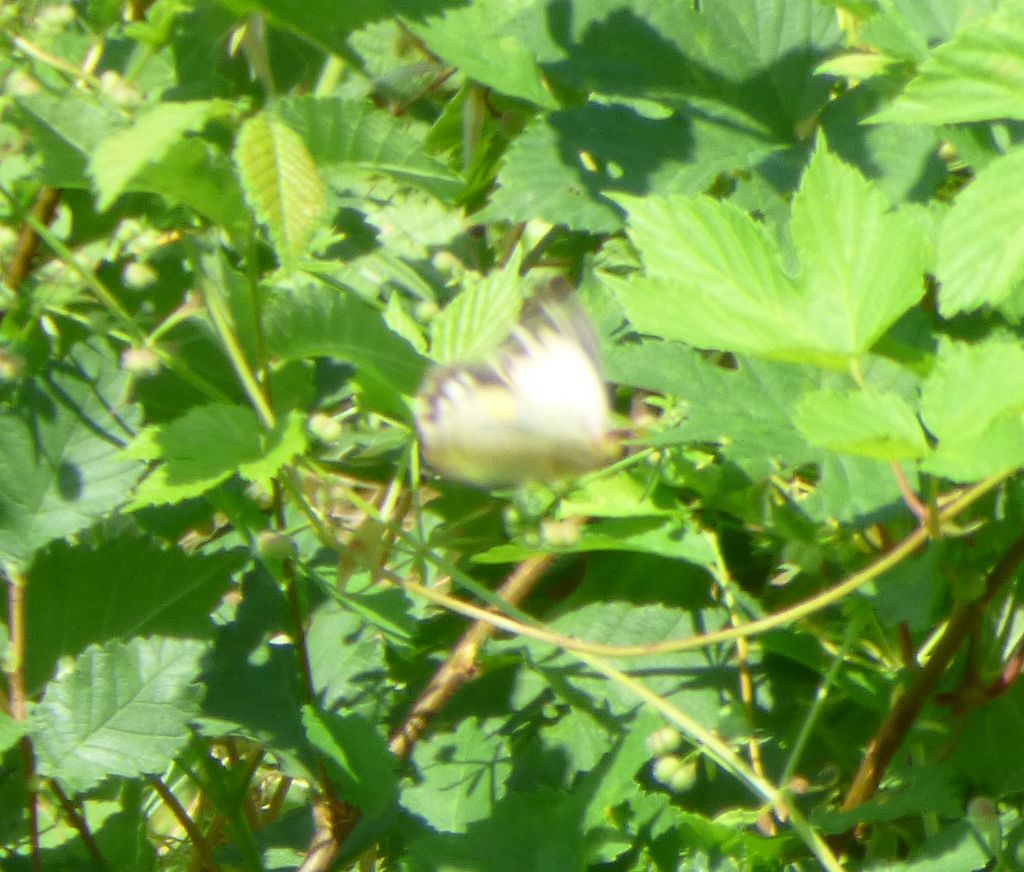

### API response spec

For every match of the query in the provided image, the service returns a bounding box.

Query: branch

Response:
[841,530,1024,811]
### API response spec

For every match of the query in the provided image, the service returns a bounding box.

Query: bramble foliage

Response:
[3,1,1024,870]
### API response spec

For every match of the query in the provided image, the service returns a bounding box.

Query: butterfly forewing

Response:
[415,292,612,486]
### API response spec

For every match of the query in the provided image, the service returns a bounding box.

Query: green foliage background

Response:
[2,0,1024,869]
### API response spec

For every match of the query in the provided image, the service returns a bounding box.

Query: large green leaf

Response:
[478,101,781,234]
[303,708,398,818]
[125,403,307,508]
[869,1,1024,125]
[276,96,464,202]
[789,143,927,354]
[428,267,523,364]
[610,144,926,367]
[795,388,928,461]
[24,534,245,693]
[14,92,125,187]
[920,335,1024,481]
[262,279,427,397]
[0,342,144,567]
[32,637,206,795]
[89,100,221,210]
[402,717,513,832]
[404,0,558,107]
[936,147,1024,315]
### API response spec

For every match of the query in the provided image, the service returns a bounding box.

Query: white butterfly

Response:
[414,291,613,486]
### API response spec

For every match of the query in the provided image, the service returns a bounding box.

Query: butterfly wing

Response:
[415,296,612,486]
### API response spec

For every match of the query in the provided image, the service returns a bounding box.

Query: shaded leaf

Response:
[32,637,206,794]
[0,342,144,566]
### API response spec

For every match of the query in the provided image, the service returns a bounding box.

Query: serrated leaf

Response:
[814,767,961,833]
[429,269,523,364]
[32,637,206,794]
[605,339,819,478]
[0,342,144,566]
[869,2,1024,125]
[234,113,326,270]
[302,707,397,816]
[276,96,464,202]
[790,144,927,354]
[307,598,387,711]
[405,3,557,107]
[402,717,514,833]
[483,99,784,234]
[795,388,928,460]
[920,336,1024,480]
[936,147,1024,315]
[609,196,810,357]
[24,534,244,693]
[126,402,300,508]
[131,138,251,238]
[236,409,308,488]
[611,145,926,367]
[89,100,219,210]
[262,279,426,401]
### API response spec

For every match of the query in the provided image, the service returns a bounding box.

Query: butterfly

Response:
[414,287,613,486]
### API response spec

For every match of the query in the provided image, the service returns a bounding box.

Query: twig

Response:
[49,781,106,869]
[2,186,61,294]
[389,553,555,759]
[841,530,1024,811]
[147,775,220,872]
[5,565,40,871]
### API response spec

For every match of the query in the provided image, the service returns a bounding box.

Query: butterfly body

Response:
[415,294,612,486]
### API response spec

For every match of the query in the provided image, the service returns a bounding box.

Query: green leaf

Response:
[302,707,398,816]
[0,342,144,567]
[608,196,806,356]
[949,683,1024,794]
[234,112,327,271]
[32,637,206,794]
[531,603,726,724]
[610,144,926,368]
[236,409,308,488]
[475,516,714,564]
[604,340,818,474]
[263,279,426,398]
[869,2,1024,125]
[0,711,26,753]
[789,143,927,355]
[795,388,928,460]
[402,717,513,832]
[89,100,220,210]
[197,572,308,759]
[130,139,251,238]
[406,788,585,872]
[579,708,663,831]
[429,268,523,364]
[14,92,125,187]
[814,767,962,833]
[126,402,303,508]
[276,96,464,202]
[24,534,244,693]
[306,598,388,711]
[936,147,1024,315]
[884,821,992,872]
[478,101,782,235]
[920,336,1024,480]
[405,2,558,108]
